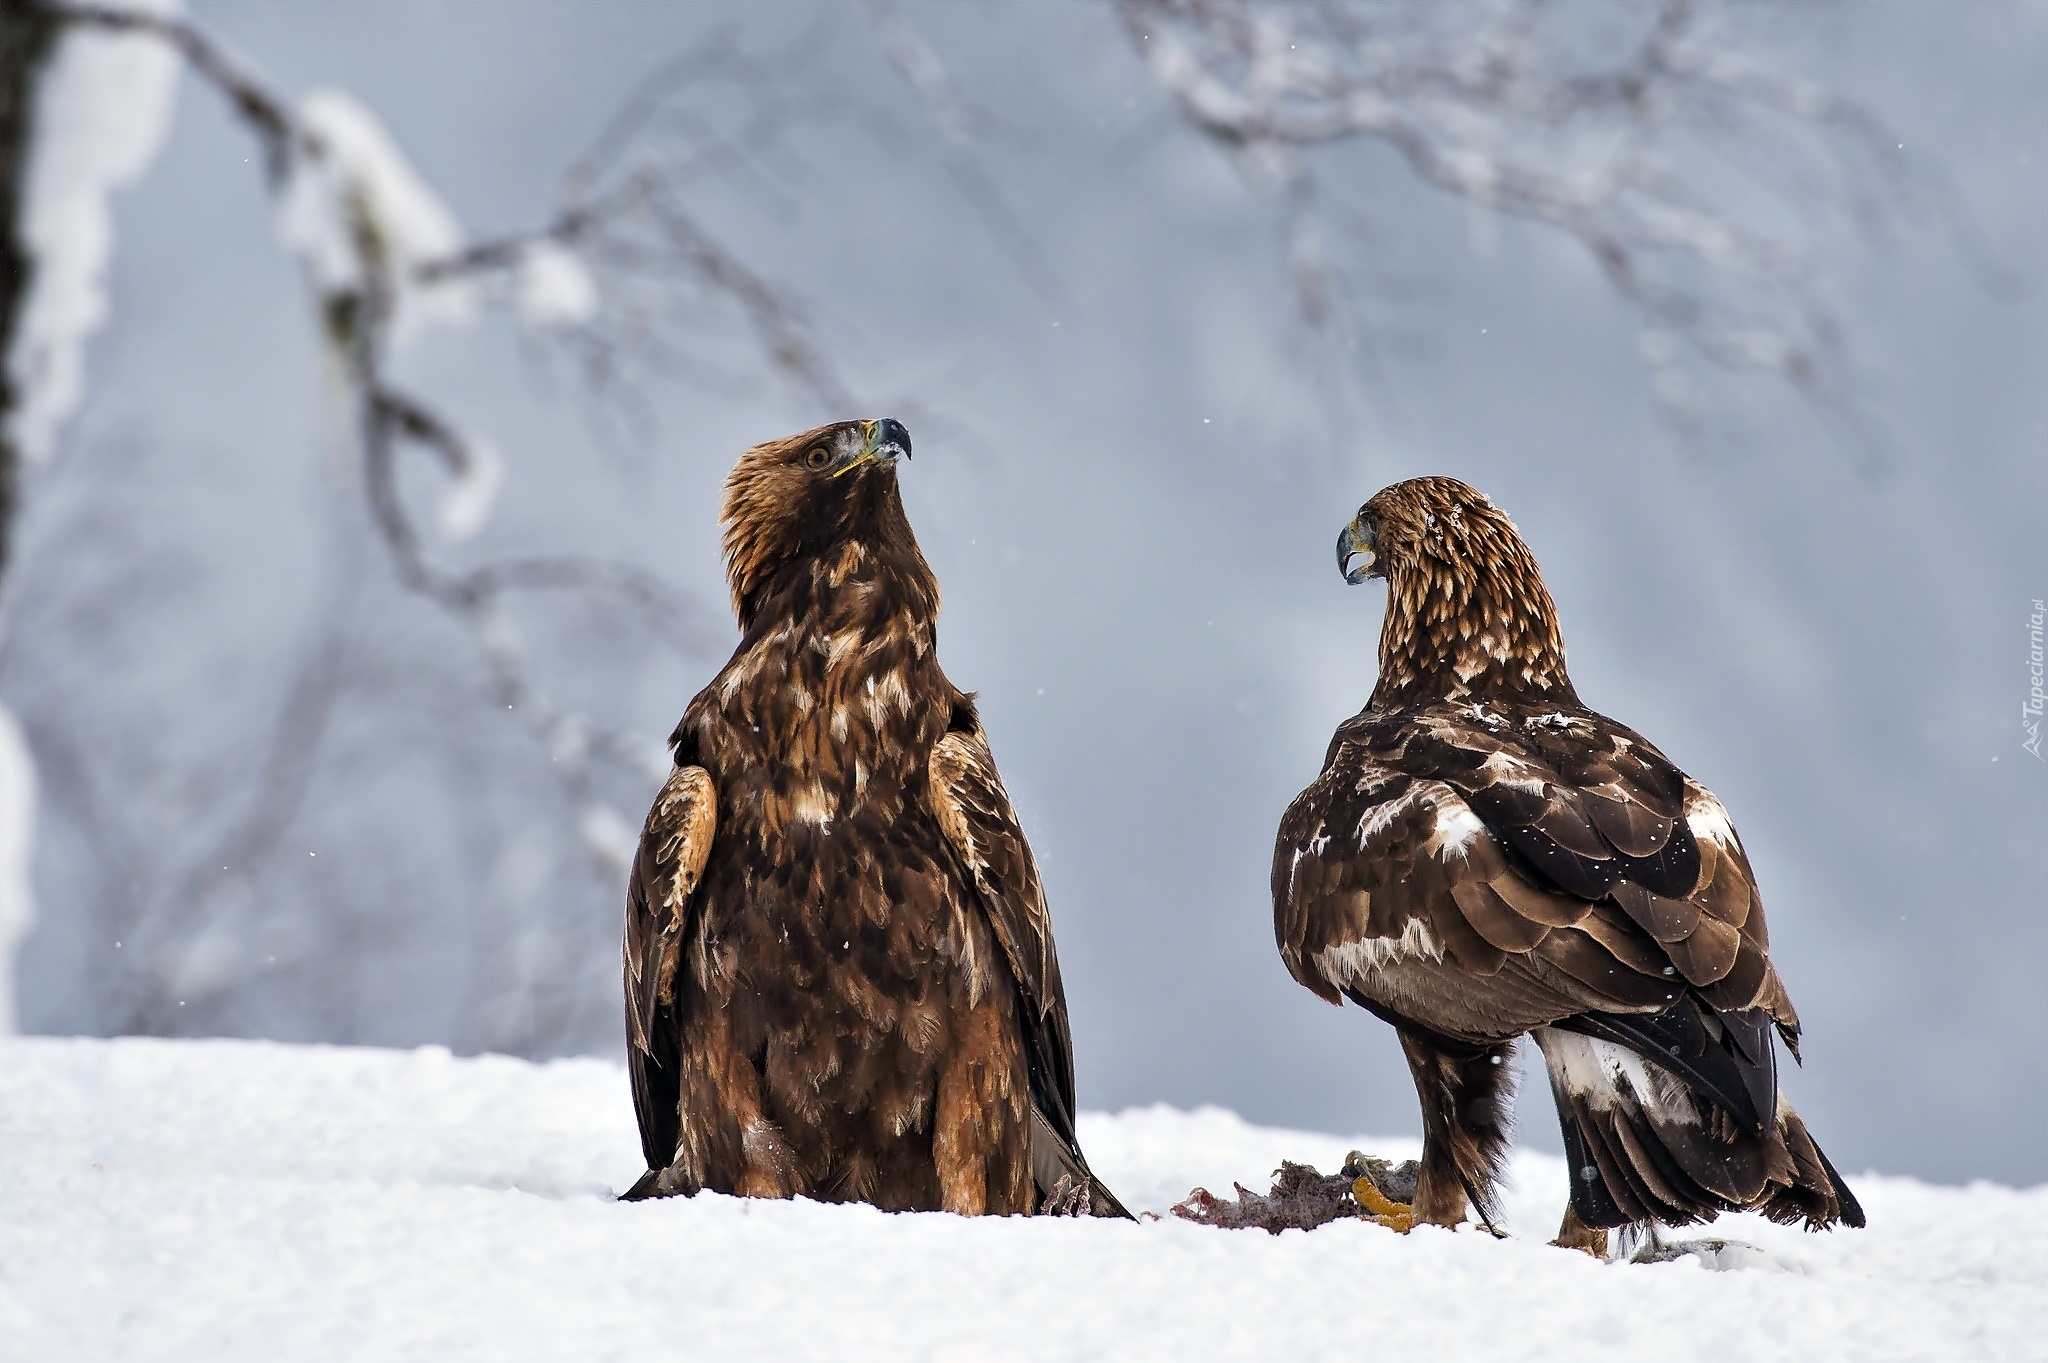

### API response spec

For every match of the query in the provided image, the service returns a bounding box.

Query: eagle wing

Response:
[1274,702,1798,1132]
[623,764,717,1175]
[929,719,1130,1218]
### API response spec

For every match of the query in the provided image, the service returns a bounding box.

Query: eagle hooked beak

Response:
[1337,517,1377,584]
[835,417,913,477]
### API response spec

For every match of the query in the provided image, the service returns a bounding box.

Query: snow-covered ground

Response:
[0,1038,2038,1362]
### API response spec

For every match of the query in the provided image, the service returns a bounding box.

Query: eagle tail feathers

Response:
[1759,1112,1866,1230]
[1535,1026,1862,1232]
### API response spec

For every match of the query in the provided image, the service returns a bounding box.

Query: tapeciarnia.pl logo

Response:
[2027,598,2045,760]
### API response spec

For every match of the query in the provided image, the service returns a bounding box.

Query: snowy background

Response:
[0,0,2043,1218]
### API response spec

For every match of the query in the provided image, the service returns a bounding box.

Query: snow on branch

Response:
[1118,0,1922,465]
[276,88,473,342]
[511,240,598,329]
[5,0,181,469]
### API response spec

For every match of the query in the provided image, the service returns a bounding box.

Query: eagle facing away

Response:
[1274,476,1863,1253]
[622,418,1127,1218]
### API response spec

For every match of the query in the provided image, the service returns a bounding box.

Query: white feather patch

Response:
[1537,1028,1711,1127]
[791,786,834,830]
[875,670,911,711]
[822,629,862,668]
[1477,749,1547,797]
[1426,796,1487,860]
[1685,784,1740,850]
[1354,797,1408,849]
[1313,917,1443,987]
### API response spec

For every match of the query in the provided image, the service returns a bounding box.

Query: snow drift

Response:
[0,1037,2037,1361]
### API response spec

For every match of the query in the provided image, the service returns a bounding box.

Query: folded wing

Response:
[1273,703,1800,1126]
[624,764,717,1177]
[930,717,1131,1218]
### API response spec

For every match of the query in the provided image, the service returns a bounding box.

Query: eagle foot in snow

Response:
[1550,1205,1609,1258]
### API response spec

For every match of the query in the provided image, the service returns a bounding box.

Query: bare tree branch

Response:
[1114,0,1942,469]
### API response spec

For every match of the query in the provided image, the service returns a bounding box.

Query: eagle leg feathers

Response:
[1398,1032,1517,1231]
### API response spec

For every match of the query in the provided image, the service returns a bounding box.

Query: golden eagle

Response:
[623,419,1127,1218]
[1273,476,1862,1252]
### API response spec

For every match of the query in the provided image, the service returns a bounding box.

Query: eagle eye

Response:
[804,444,833,471]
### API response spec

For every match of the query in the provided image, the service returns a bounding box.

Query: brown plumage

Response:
[623,418,1127,1218]
[1275,476,1862,1251]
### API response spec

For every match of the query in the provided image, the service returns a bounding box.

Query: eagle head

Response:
[1338,476,1574,705]
[720,418,918,626]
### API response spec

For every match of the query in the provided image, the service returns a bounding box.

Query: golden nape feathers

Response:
[1343,475,1572,706]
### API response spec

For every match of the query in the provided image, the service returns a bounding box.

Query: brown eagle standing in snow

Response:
[622,418,1127,1218]
[1273,476,1862,1253]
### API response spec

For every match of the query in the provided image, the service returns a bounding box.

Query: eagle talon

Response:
[1041,1175,1091,1218]
[1352,1176,1415,1233]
